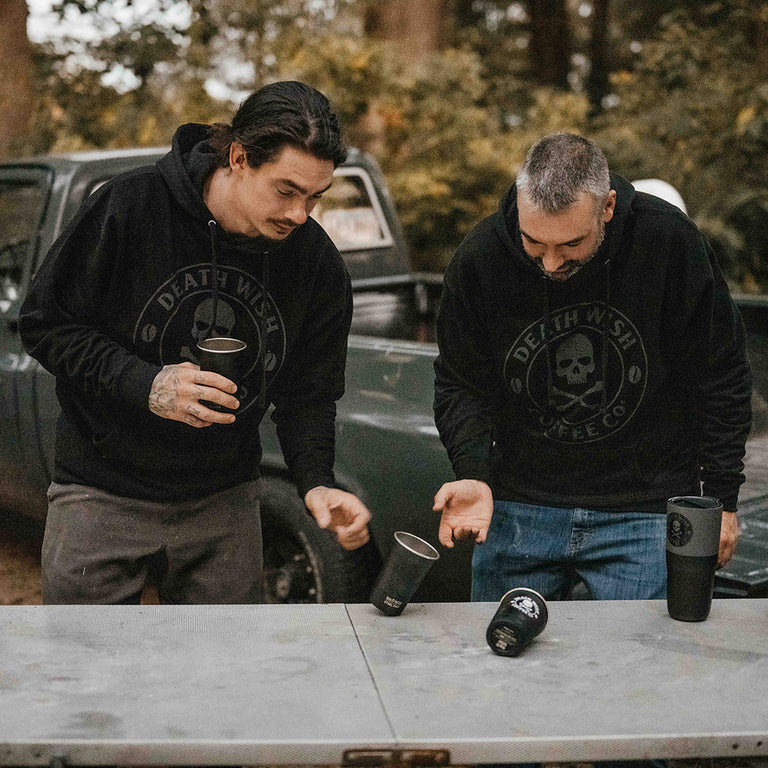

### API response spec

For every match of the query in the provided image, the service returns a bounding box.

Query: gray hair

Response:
[516,133,610,214]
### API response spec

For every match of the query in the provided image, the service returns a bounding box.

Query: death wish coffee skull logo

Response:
[503,302,648,443]
[134,264,286,413]
[509,595,540,619]
[667,512,694,548]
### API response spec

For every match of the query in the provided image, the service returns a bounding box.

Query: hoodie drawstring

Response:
[542,283,554,408]
[207,220,219,341]
[206,219,270,411]
[600,259,611,411]
[259,253,270,410]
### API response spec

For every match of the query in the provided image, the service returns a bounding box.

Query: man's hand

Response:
[305,486,371,550]
[148,362,239,427]
[432,479,493,548]
[718,510,739,568]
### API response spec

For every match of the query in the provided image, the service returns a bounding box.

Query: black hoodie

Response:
[20,124,352,501]
[434,175,752,512]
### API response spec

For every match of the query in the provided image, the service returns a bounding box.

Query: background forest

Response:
[1,0,767,291]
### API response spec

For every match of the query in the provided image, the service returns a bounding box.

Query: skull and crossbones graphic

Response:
[180,297,236,362]
[551,333,604,412]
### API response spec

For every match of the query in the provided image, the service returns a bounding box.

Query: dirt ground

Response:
[0,515,43,605]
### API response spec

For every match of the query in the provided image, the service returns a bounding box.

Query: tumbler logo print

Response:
[503,302,648,443]
[667,512,694,548]
[134,263,286,413]
[510,595,540,619]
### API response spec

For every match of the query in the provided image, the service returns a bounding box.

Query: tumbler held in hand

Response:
[196,337,247,411]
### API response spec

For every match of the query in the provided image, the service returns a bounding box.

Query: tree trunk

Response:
[363,0,451,61]
[0,0,37,158]
[523,0,571,90]
[587,0,610,114]
[755,4,768,73]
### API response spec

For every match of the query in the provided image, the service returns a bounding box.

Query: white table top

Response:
[349,599,768,764]
[1,599,767,765]
[0,604,391,766]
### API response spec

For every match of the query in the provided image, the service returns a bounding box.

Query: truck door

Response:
[0,166,53,520]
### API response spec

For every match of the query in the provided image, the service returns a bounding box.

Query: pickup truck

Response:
[0,146,468,604]
[1,148,767,604]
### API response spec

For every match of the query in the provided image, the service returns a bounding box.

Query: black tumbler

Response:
[666,495,723,622]
[196,337,247,411]
[370,531,440,616]
[486,587,548,657]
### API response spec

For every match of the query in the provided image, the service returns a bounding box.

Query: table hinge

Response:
[343,749,450,768]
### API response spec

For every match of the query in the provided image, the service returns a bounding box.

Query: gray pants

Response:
[42,481,263,605]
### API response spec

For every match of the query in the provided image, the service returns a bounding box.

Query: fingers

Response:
[453,524,488,543]
[192,390,240,418]
[438,516,455,548]
[433,484,451,512]
[194,369,238,395]
[150,363,240,425]
[437,515,490,548]
[717,511,739,568]
[312,506,332,529]
[718,538,736,569]
[336,525,371,550]
[328,499,371,549]
[305,487,371,549]
[189,371,240,418]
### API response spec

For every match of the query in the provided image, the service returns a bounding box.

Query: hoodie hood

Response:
[155,122,288,251]
[156,123,215,222]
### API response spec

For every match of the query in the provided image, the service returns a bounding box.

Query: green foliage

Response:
[19,0,768,288]
[288,39,523,270]
[591,0,768,291]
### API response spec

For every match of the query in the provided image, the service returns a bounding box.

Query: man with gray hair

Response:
[432,133,751,601]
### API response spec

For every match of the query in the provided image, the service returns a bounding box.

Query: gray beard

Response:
[538,220,606,282]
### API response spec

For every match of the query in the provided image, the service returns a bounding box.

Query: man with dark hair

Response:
[432,133,751,601]
[20,81,371,604]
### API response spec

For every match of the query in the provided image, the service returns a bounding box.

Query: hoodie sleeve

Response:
[433,248,502,484]
[19,186,161,411]
[269,243,353,499]
[664,228,752,511]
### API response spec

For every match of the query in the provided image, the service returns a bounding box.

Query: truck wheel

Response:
[259,478,379,604]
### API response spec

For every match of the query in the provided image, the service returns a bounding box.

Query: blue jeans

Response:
[472,501,667,602]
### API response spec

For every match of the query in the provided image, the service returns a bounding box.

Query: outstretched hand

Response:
[305,486,371,550]
[432,479,493,548]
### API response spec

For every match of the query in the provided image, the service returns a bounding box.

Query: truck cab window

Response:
[0,180,45,312]
[314,169,393,258]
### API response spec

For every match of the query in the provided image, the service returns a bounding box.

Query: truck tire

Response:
[259,477,379,604]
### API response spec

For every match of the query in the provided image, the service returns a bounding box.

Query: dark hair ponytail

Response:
[208,81,347,169]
